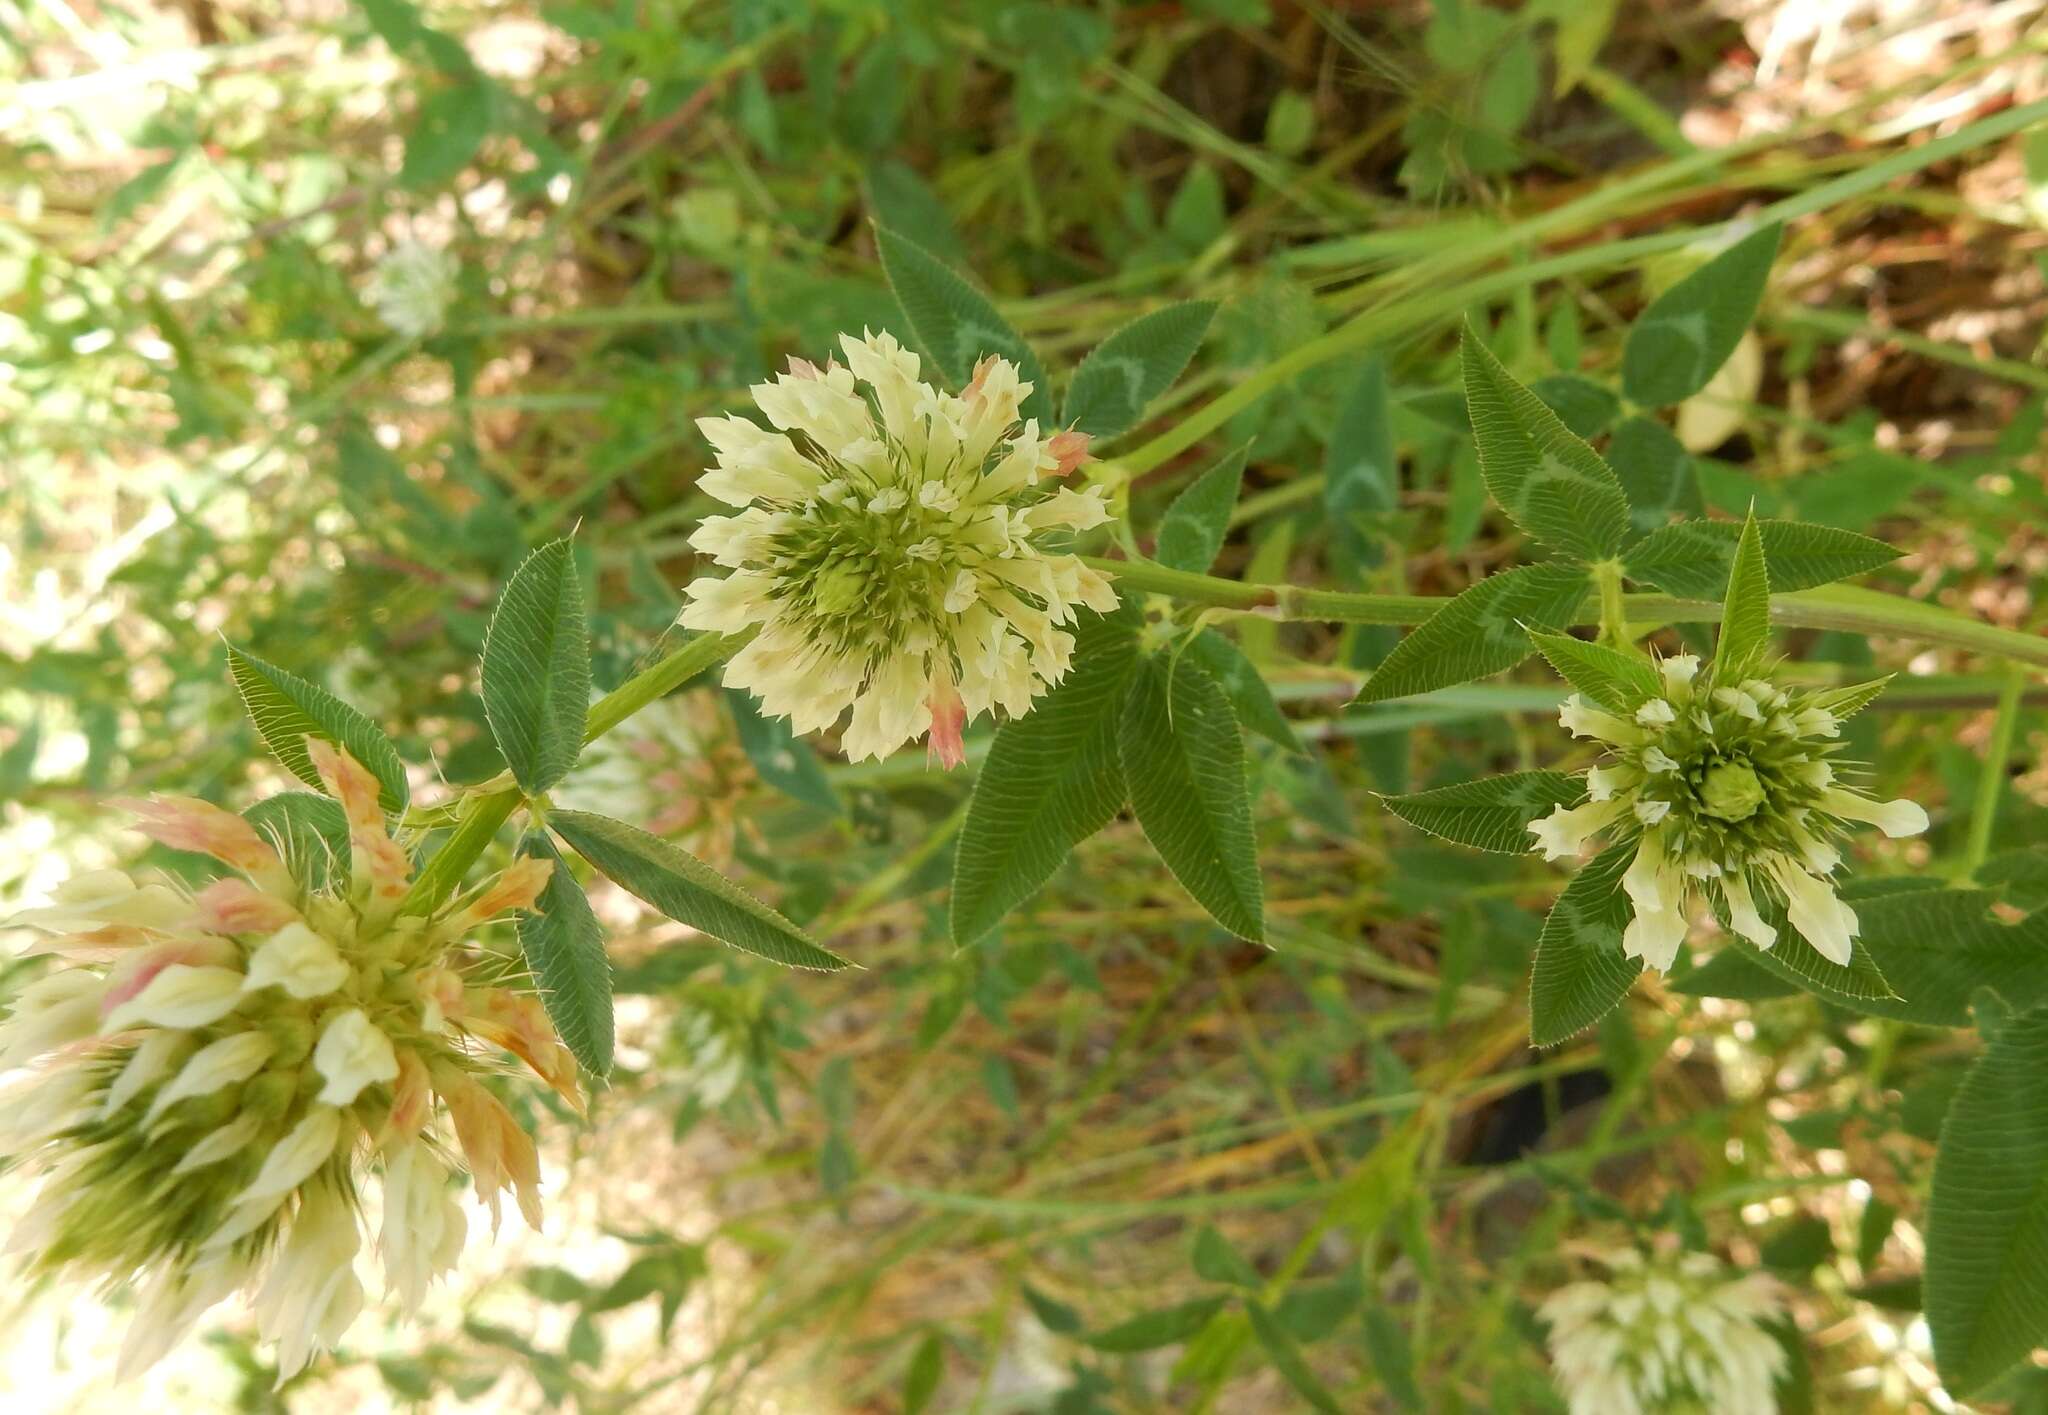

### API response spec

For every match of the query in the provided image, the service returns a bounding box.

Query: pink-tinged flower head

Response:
[0,744,583,1380]
[680,329,1119,765]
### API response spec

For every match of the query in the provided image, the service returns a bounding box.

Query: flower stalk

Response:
[1083,555,2048,671]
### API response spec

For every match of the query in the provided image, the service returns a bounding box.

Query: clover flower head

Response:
[1529,654,1926,970]
[553,690,754,867]
[367,238,458,339]
[680,329,1119,766]
[0,742,578,1381]
[1542,1247,1787,1415]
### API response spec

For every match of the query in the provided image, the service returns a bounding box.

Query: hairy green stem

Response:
[1088,555,2048,671]
[399,630,748,916]
[1963,666,2028,880]
[1591,561,1629,649]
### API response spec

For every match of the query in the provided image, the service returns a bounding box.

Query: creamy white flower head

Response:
[1527,657,1923,972]
[553,689,754,866]
[0,743,579,1381]
[366,238,458,339]
[1542,1247,1787,1415]
[681,330,1118,765]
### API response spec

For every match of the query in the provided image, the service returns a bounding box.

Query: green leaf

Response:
[1721,894,1894,1005]
[1154,444,1246,574]
[1526,631,1663,713]
[1381,770,1583,854]
[1669,948,1799,1001]
[1192,1226,1261,1287]
[1022,1284,1083,1335]
[1810,677,1892,722]
[902,1333,944,1415]
[482,539,591,796]
[1623,518,1899,599]
[1460,327,1631,562]
[951,604,1141,945]
[1324,355,1398,578]
[226,645,411,813]
[402,81,493,192]
[1354,561,1589,705]
[1083,1297,1229,1353]
[1740,890,2048,1026]
[1530,843,1644,1046]
[1717,509,1771,676]
[550,811,850,971]
[1245,1303,1342,1414]
[515,832,613,1080]
[875,225,1050,424]
[1927,1004,2048,1396]
[1063,300,1217,442]
[1624,223,1783,406]
[1362,1306,1424,1411]
[1609,417,1703,534]
[243,793,351,893]
[725,690,841,814]
[1529,374,1620,438]
[1184,630,1301,753]
[1120,655,1264,941]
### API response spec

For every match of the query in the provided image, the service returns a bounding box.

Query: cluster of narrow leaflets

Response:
[1541,1248,1788,1415]
[0,741,577,1379]
[1528,653,1927,969]
[681,329,1119,765]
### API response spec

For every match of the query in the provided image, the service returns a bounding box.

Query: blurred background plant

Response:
[4,0,2047,1409]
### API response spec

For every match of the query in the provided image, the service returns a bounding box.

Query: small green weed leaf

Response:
[1063,300,1217,442]
[951,604,1140,945]
[1022,1284,1082,1335]
[1670,949,1799,1001]
[902,1333,944,1415]
[227,645,410,813]
[1354,561,1589,705]
[482,539,590,795]
[551,811,849,971]
[1246,1303,1343,1414]
[1154,444,1246,574]
[1083,1297,1229,1353]
[725,690,840,814]
[1609,417,1704,534]
[402,82,494,192]
[1460,327,1631,562]
[1527,631,1663,713]
[1381,771,1583,854]
[1528,374,1620,438]
[243,793,351,893]
[1530,843,1644,1046]
[1624,518,1899,599]
[876,225,1050,423]
[1624,223,1782,406]
[1927,1004,2048,1396]
[1184,630,1300,753]
[1717,509,1771,676]
[516,832,613,1079]
[1362,1305,1425,1411]
[1121,655,1264,942]
[1192,1226,1261,1288]
[1324,355,1398,578]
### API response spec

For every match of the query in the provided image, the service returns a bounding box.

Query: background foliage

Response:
[5,0,2048,1409]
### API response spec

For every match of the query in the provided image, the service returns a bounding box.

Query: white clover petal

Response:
[244,921,351,1000]
[1772,857,1859,965]
[1720,873,1777,949]
[312,1009,400,1107]
[103,964,245,1033]
[1822,788,1928,839]
[146,1031,276,1123]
